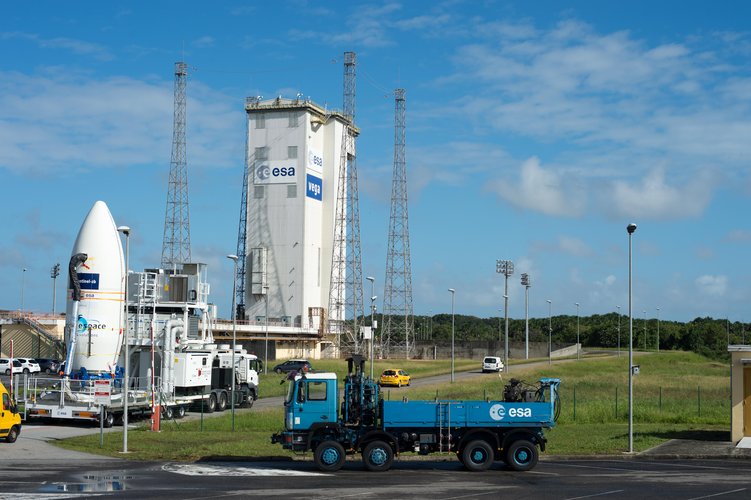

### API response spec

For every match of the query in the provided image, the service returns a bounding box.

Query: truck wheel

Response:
[162,406,174,420]
[176,405,186,418]
[204,393,217,413]
[243,394,255,409]
[314,440,346,472]
[362,440,394,472]
[506,439,538,471]
[217,391,228,412]
[103,411,115,428]
[5,425,20,443]
[462,440,494,472]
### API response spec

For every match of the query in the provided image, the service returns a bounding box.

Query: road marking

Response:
[162,463,329,477]
[686,488,747,500]
[565,490,624,500]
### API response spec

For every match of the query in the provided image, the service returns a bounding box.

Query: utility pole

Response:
[51,263,60,315]
[496,260,514,373]
[521,273,530,359]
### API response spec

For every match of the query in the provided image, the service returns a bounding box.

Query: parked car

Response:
[15,358,41,374]
[273,359,312,374]
[379,369,411,387]
[34,358,61,374]
[0,359,23,376]
[482,356,504,373]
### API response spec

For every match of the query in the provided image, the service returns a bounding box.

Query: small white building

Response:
[243,96,354,344]
[729,345,751,444]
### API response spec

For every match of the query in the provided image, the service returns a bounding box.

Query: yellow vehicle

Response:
[379,369,411,387]
[1,381,22,443]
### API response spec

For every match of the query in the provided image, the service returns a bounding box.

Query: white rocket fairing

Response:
[64,201,125,374]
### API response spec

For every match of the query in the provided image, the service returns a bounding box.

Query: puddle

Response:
[38,475,132,493]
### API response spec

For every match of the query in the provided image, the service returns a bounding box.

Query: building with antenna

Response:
[241,95,354,358]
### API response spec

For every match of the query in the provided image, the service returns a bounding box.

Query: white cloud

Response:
[558,236,593,257]
[192,36,215,48]
[1,32,113,60]
[695,275,728,296]
[486,157,585,217]
[726,229,751,242]
[609,168,715,219]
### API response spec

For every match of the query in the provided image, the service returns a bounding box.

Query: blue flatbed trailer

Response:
[272,357,560,472]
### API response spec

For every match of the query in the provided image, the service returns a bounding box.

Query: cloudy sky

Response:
[2,1,750,323]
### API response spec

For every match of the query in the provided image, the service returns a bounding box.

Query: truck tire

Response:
[5,425,20,443]
[176,405,186,418]
[163,406,174,420]
[462,440,494,472]
[217,391,228,412]
[314,440,346,472]
[505,439,538,471]
[103,411,115,428]
[362,440,394,472]
[204,393,217,413]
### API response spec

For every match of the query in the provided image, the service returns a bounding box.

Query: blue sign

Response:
[306,174,322,201]
[78,273,100,290]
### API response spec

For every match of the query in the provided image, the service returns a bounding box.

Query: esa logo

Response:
[256,164,296,182]
[489,404,531,421]
[77,315,107,333]
[308,151,323,168]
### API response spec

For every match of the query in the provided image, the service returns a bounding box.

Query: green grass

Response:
[55,351,731,460]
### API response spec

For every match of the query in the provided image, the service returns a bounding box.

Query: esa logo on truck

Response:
[489,404,532,421]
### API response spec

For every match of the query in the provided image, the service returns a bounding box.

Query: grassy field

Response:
[55,351,731,460]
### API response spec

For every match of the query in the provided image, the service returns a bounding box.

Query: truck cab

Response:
[1,381,22,443]
[281,372,339,447]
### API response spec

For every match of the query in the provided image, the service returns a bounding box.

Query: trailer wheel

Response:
[462,440,494,472]
[5,425,20,443]
[162,406,174,420]
[103,411,115,428]
[176,405,186,418]
[362,440,394,472]
[314,440,346,472]
[217,391,228,412]
[506,439,538,471]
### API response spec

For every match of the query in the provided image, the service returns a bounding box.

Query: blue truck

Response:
[271,356,560,472]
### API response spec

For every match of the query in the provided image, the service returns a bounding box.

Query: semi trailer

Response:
[272,356,560,472]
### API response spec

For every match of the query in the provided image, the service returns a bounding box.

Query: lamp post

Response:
[643,310,647,350]
[51,263,60,315]
[227,254,238,432]
[264,285,269,374]
[521,273,530,359]
[116,225,130,453]
[497,308,502,356]
[366,276,375,379]
[616,305,621,357]
[576,302,579,359]
[656,307,660,352]
[21,268,27,314]
[627,222,637,454]
[496,260,514,373]
[448,288,455,383]
[546,299,552,365]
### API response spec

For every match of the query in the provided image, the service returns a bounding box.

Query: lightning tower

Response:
[328,52,365,356]
[161,61,191,268]
[382,88,414,358]
[233,108,251,319]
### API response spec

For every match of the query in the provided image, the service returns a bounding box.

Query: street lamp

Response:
[496,260,514,373]
[21,268,27,314]
[264,285,269,375]
[521,273,531,359]
[227,254,239,432]
[547,299,552,365]
[576,302,579,359]
[616,305,621,358]
[116,225,130,453]
[448,288,455,383]
[366,276,376,379]
[656,307,660,352]
[51,263,61,315]
[643,310,647,350]
[627,222,637,454]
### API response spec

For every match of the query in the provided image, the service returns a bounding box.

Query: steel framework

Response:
[382,88,414,358]
[161,61,191,268]
[233,106,252,320]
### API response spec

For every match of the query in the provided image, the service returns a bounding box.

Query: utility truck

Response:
[272,356,560,472]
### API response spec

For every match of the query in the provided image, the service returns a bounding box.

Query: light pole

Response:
[366,276,375,379]
[227,254,238,432]
[576,302,579,359]
[656,307,660,352]
[51,263,60,315]
[496,260,514,373]
[116,225,130,454]
[264,285,269,374]
[521,273,530,359]
[643,310,647,350]
[21,267,27,314]
[546,299,552,365]
[616,305,621,357]
[627,222,637,454]
[448,288,455,383]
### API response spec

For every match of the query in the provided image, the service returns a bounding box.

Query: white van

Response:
[482,356,504,372]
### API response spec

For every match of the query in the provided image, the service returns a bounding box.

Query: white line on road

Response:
[565,490,624,500]
[686,488,747,500]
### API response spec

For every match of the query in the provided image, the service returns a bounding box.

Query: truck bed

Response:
[382,399,555,429]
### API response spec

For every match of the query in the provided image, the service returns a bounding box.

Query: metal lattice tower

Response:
[161,61,191,268]
[382,88,414,358]
[328,51,364,357]
[234,105,252,319]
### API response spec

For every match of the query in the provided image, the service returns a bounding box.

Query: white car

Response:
[0,359,23,375]
[15,358,41,374]
[482,356,504,373]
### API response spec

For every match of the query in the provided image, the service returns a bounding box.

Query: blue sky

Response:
[2,1,750,323]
